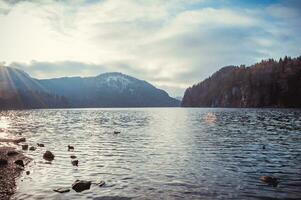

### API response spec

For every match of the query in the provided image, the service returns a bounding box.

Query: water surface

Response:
[0,108,300,200]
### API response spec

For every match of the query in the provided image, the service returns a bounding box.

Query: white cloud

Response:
[0,0,300,96]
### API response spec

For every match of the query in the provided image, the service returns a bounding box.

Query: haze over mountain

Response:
[0,66,179,109]
[182,56,301,108]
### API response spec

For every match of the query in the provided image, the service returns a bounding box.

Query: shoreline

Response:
[0,138,31,200]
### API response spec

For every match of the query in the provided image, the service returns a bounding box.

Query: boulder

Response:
[7,151,19,156]
[26,171,30,175]
[43,151,55,161]
[37,143,45,147]
[68,145,74,151]
[29,146,36,151]
[71,160,79,166]
[22,144,29,150]
[14,160,24,167]
[15,137,26,143]
[72,180,91,192]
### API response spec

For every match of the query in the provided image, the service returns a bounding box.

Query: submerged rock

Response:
[0,159,8,166]
[68,145,74,151]
[72,180,91,192]
[7,151,19,156]
[29,146,36,151]
[70,155,77,159]
[96,180,105,187]
[43,151,55,161]
[37,143,45,147]
[14,160,24,167]
[71,160,79,166]
[22,144,29,150]
[260,176,279,187]
[53,187,70,193]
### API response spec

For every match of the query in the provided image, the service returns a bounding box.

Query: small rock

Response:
[0,159,8,166]
[26,171,30,175]
[29,146,36,151]
[22,144,29,150]
[68,145,74,151]
[15,137,26,143]
[37,143,45,147]
[114,131,120,134]
[53,188,70,193]
[14,160,25,167]
[72,180,91,192]
[260,176,279,187]
[7,150,19,156]
[43,150,55,161]
[96,180,105,187]
[71,160,79,166]
[70,155,77,159]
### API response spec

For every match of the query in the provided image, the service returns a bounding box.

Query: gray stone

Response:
[72,180,91,192]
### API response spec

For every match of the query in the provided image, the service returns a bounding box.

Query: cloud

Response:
[0,0,301,96]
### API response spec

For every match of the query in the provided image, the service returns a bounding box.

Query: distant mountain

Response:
[0,66,179,109]
[0,67,69,109]
[182,56,301,108]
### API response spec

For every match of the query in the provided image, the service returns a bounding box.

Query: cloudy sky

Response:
[0,0,300,96]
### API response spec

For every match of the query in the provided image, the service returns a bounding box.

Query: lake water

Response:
[0,108,300,200]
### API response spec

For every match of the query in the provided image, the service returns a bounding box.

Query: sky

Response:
[0,0,300,97]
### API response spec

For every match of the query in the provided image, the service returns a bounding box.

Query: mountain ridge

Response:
[0,66,179,109]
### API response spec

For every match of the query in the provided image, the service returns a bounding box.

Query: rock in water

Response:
[0,159,8,166]
[72,180,91,192]
[71,160,79,166]
[29,146,36,151]
[15,137,26,143]
[53,188,70,193]
[14,160,24,167]
[22,144,29,150]
[114,131,120,134]
[68,145,74,151]
[70,155,77,159]
[37,143,45,147]
[96,180,105,187]
[26,171,30,175]
[43,151,55,161]
[7,151,19,156]
[260,176,279,187]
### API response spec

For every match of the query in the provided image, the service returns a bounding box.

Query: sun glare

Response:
[0,116,9,129]
[203,112,217,124]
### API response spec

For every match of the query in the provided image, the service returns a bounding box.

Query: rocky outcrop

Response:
[182,56,301,108]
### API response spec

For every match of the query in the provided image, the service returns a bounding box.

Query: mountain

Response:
[0,66,69,109]
[181,56,301,108]
[0,66,179,109]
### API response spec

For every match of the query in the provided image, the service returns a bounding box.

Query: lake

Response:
[0,108,300,200]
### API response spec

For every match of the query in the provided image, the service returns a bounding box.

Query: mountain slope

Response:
[0,67,179,109]
[0,66,69,109]
[181,56,301,108]
[40,72,179,107]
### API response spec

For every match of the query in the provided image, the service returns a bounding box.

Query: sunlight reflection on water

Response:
[0,108,299,200]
